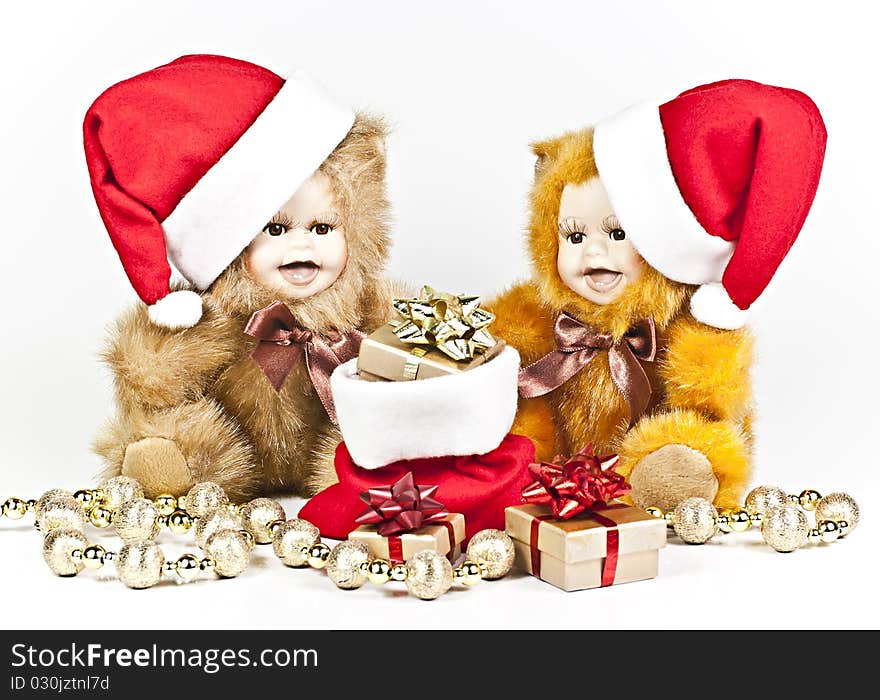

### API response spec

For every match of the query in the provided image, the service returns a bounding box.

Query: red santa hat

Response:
[83,54,355,328]
[592,79,827,329]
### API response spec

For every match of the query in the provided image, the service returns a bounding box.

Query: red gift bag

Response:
[299,434,535,542]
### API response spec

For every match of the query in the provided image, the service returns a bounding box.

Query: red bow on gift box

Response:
[355,472,448,536]
[522,444,630,519]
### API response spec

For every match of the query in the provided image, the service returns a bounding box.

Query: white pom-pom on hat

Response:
[146,290,204,329]
[689,283,749,330]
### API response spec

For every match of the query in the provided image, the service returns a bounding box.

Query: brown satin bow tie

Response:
[518,312,657,428]
[244,301,365,425]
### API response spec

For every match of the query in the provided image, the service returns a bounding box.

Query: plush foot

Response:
[94,399,262,502]
[121,437,193,499]
[628,443,718,512]
[615,410,751,510]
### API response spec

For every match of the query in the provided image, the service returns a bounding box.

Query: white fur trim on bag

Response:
[147,290,203,329]
[690,283,749,329]
[330,346,521,469]
[593,99,736,285]
[162,70,355,290]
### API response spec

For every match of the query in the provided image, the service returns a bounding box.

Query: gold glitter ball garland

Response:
[4,478,517,597]
[8,476,859,592]
[647,485,858,553]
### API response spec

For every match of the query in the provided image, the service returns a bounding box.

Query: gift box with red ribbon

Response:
[504,445,667,591]
[506,502,666,591]
[349,515,465,563]
[345,472,465,562]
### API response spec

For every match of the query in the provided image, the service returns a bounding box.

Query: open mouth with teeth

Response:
[279,261,320,286]
[584,268,623,293]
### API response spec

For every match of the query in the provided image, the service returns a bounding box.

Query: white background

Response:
[1,0,878,629]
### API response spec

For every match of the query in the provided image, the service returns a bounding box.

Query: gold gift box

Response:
[356,322,505,382]
[348,513,465,563]
[505,503,667,592]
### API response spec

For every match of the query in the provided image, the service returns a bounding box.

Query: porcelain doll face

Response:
[245,171,348,299]
[556,177,644,304]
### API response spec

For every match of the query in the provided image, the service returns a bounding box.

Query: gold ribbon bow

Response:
[391,285,497,362]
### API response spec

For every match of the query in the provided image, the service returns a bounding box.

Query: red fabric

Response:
[440,520,455,553]
[528,514,555,578]
[299,434,535,542]
[83,55,283,305]
[587,510,621,587]
[388,536,403,563]
[660,79,827,310]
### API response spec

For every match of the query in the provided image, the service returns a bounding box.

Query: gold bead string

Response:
[1,497,35,519]
[645,485,859,552]
[2,482,195,537]
[7,478,515,597]
[83,488,196,535]
[5,479,258,587]
[264,518,511,599]
[71,544,218,580]
[43,528,237,588]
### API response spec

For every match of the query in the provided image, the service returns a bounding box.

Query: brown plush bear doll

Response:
[85,55,394,501]
[490,79,826,511]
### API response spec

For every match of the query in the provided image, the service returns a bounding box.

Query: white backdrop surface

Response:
[0,0,878,629]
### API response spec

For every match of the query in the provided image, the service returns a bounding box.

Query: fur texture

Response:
[94,113,395,500]
[488,125,754,508]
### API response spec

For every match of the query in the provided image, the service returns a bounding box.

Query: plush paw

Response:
[511,397,561,463]
[628,443,718,512]
[122,437,194,498]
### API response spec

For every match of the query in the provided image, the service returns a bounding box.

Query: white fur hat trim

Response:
[330,346,521,469]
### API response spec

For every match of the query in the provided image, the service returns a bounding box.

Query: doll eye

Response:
[311,223,333,235]
[559,218,586,244]
[263,223,287,237]
[601,215,626,241]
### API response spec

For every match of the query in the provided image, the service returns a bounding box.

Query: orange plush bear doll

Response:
[491,79,826,511]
